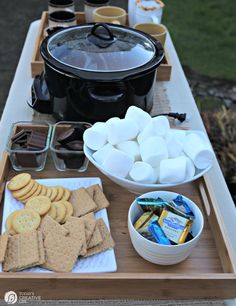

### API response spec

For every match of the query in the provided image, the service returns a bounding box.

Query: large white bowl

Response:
[84,129,213,194]
[128,191,204,265]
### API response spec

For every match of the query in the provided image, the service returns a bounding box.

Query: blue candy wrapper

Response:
[172,195,195,218]
[148,220,171,245]
[136,197,166,215]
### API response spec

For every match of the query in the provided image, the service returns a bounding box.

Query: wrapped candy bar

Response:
[136,197,166,216]
[148,219,171,245]
[171,195,195,218]
[134,211,154,230]
[158,209,193,244]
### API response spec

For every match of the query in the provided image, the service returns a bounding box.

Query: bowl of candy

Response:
[128,191,204,265]
[83,106,215,194]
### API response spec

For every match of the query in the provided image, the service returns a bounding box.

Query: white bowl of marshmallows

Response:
[83,106,214,194]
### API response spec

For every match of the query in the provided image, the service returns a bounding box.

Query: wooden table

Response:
[0,20,236,304]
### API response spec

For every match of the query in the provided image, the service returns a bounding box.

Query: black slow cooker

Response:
[32,23,164,122]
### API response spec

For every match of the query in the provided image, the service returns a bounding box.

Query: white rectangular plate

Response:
[1,177,117,273]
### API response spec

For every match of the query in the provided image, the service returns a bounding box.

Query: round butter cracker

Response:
[45,187,52,198]
[52,201,66,223]
[61,201,73,223]
[18,181,38,201]
[47,205,57,220]
[12,209,41,234]
[39,185,47,197]
[62,188,71,201]
[49,187,58,202]
[12,180,34,199]
[8,173,31,191]
[54,187,64,202]
[25,196,51,216]
[22,184,42,204]
[5,210,21,235]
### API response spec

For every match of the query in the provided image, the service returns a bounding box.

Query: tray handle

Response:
[0,151,10,204]
[199,181,211,217]
[199,176,236,273]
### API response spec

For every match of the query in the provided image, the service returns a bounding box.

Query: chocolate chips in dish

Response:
[55,123,90,169]
[11,129,47,168]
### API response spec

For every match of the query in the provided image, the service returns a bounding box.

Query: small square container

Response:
[50,121,91,172]
[6,121,52,171]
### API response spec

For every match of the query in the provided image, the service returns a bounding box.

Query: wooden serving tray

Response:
[0,151,236,300]
[31,11,172,81]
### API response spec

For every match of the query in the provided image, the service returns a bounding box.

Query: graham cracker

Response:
[85,219,115,258]
[66,216,96,245]
[69,187,97,217]
[79,212,96,221]
[87,221,103,249]
[87,185,110,211]
[3,231,40,272]
[84,219,97,244]
[40,215,69,239]
[3,234,20,272]
[42,232,82,272]
[37,231,45,265]
[63,220,87,256]
[44,231,83,257]
[0,233,9,263]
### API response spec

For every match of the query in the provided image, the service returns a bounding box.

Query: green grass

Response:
[162,0,236,81]
[196,96,224,112]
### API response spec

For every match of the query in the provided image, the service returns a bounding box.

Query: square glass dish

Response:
[50,121,91,172]
[6,121,51,171]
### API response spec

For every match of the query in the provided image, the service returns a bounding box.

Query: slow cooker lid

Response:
[47,23,156,72]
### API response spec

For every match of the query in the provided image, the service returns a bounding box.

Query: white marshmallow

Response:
[116,141,140,162]
[106,117,120,128]
[102,148,133,178]
[137,116,170,144]
[184,156,196,180]
[159,156,187,184]
[107,118,139,145]
[137,121,156,144]
[93,122,103,128]
[129,161,156,184]
[152,116,170,137]
[125,106,152,132]
[92,143,113,165]
[83,123,107,151]
[152,167,159,184]
[166,129,186,144]
[166,133,183,158]
[184,133,214,169]
[140,136,168,167]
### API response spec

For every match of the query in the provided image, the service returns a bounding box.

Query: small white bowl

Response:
[128,191,204,265]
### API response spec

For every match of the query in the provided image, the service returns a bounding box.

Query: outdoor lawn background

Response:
[163,0,236,81]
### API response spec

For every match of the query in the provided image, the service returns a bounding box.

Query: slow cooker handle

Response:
[87,87,126,104]
[87,23,116,48]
